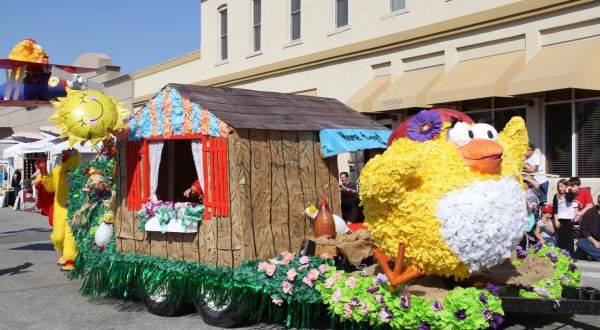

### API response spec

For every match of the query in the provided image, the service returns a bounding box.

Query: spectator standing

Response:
[523,143,549,205]
[575,199,600,261]
[568,177,594,222]
[552,179,576,256]
[11,170,22,209]
[339,171,358,222]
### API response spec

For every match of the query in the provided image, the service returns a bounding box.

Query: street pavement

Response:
[1,207,599,330]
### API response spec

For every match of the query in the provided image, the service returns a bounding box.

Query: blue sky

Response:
[0,1,200,75]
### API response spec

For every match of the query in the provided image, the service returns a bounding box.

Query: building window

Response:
[219,6,228,60]
[252,0,261,52]
[291,0,301,40]
[335,0,348,28]
[545,98,600,178]
[545,103,572,177]
[390,0,406,11]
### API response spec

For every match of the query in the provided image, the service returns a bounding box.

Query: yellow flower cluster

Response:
[359,118,528,278]
[498,116,529,183]
[9,39,48,63]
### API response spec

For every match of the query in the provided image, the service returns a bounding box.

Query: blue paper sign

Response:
[319,129,391,157]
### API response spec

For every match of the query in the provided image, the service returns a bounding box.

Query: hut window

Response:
[155,140,199,202]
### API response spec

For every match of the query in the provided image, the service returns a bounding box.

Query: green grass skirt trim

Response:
[68,249,321,328]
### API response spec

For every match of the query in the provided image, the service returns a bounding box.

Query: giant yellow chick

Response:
[360,109,529,281]
[39,149,81,271]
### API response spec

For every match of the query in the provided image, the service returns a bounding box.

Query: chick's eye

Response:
[447,122,473,147]
[472,123,498,141]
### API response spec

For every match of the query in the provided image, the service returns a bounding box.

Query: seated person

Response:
[535,205,556,246]
[183,179,204,199]
[575,195,600,261]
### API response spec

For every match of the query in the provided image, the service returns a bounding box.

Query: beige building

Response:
[108,0,600,197]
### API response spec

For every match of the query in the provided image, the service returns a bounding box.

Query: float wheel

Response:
[195,296,248,328]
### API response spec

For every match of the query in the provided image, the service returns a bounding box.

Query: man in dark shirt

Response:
[339,172,358,222]
[575,196,600,261]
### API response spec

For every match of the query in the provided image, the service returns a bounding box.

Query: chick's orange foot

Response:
[373,243,424,291]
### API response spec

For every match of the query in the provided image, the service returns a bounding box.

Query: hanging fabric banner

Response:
[319,128,391,157]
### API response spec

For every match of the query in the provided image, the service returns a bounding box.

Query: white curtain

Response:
[148,141,164,202]
[190,140,204,192]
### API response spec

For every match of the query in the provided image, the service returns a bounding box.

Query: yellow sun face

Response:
[50,88,130,148]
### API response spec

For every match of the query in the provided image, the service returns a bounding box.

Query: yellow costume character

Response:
[40,149,81,271]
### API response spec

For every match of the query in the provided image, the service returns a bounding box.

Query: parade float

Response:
[55,84,598,329]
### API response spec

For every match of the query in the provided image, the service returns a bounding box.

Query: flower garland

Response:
[138,200,204,233]
[235,251,333,306]
[518,244,581,299]
[317,271,504,330]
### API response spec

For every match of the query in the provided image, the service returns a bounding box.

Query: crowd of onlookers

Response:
[523,143,600,262]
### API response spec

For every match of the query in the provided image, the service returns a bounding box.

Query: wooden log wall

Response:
[114,129,341,266]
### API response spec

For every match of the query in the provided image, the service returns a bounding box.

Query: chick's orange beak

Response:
[458,140,503,174]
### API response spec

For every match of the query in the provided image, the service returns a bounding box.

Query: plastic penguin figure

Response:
[93,211,114,252]
[39,149,81,271]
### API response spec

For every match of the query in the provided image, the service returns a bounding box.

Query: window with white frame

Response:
[390,0,406,11]
[545,91,600,178]
[219,6,228,60]
[291,0,301,41]
[252,0,261,52]
[335,0,348,28]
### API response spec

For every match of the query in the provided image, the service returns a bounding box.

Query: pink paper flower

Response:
[332,289,342,302]
[345,277,357,288]
[266,264,277,277]
[280,257,291,266]
[286,268,298,281]
[318,264,330,273]
[282,281,293,294]
[299,264,309,270]
[343,303,353,317]
[299,256,310,264]
[257,261,269,272]
[360,302,369,314]
[308,269,320,281]
[332,272,342,281]
[272,298,283,306]
[269,258,280,265]
[302,277,314,288]
[324,278,336,288]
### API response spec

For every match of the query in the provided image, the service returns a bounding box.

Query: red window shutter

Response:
[202,137,229,220]
[126,141,142,210]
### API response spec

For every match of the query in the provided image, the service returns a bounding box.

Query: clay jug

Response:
[314,197,336,239]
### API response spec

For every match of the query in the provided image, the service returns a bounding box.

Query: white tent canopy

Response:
[2,136,56,159]
[49,138,101,168]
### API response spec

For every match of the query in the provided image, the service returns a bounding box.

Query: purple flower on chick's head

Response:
[407,110,442,142]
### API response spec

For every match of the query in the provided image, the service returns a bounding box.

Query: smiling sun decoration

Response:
[50,88,129,148]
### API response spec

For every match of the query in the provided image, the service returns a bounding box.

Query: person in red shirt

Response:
[183,179,203,198]
[569,177,594,222]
